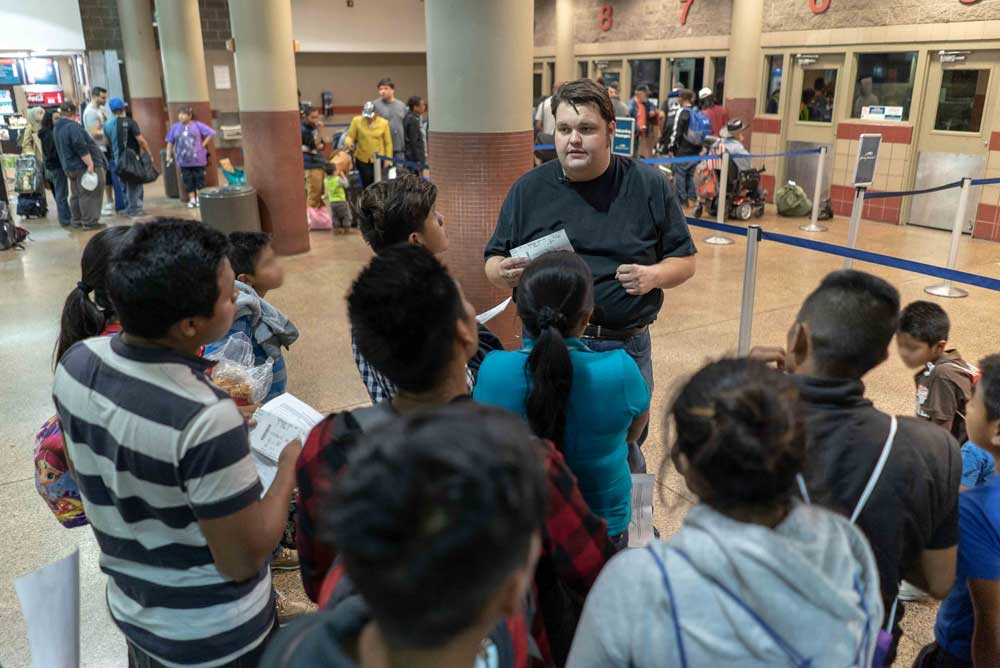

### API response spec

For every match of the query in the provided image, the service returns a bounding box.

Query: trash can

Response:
[161,149,179,199]
[199,185,261,234]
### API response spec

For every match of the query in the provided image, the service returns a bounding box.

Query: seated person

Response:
[474,251,649,548]
[351,174,501,402]
[205,231,299,402]
[295,245,610,664]
[568,358,884,668]
[752,270,961,664]
[263,404,547,668]
[916,355,1000,668]
[53,219,301,666]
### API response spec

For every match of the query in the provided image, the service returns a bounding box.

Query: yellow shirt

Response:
[346,116,392,164]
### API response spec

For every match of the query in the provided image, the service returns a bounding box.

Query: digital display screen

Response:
[0,60,22,86]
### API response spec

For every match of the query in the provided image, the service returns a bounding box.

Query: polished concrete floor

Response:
[2,181,1000,667]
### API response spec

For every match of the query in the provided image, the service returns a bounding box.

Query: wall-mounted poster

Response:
[0,60,22,85]
[0,90,14,115]
[24,58,59,85]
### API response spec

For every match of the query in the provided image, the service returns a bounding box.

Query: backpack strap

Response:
[349,401,397,432]
[646,544,688,668]
[850,415,898,524]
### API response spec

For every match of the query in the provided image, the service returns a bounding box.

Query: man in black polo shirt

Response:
[754,270,961,664]
[484,78,696,404]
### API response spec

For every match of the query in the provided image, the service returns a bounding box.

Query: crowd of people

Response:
[29,77,1000,668]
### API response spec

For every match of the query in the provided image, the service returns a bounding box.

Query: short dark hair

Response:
[898,301,950,346]
[551,78,615,125]
[91,86,107,98]
[406,95,423,111]
[979,354,1000,422]
[109,218,230,339]
[679,89,696,103]
[325,403,547,649]
[354,174,438,252]
[59,100,77,115]
[797,270,901,379]
[814,77,826,90]
[635,84,650,95]
[347,244,464,393]
[303,105,318,117]
[669,358,805,510]
[227,231,271,278]
[377,77,395,89]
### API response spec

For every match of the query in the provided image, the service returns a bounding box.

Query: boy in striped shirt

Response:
[53,218,301,668]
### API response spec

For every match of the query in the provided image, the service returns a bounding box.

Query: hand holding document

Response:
[249,393,323,495]
[509,229,575,261]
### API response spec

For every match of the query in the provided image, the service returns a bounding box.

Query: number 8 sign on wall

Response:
[599,4,613,31]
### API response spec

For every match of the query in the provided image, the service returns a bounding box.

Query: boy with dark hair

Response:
[266,404,547,667]
[295,245,610,665]
[753,270,962,664]
[53,218,301,667]
[917,355,1000,668]
[205,231,299,402]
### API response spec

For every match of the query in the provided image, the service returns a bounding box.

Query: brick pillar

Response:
[156,0,219,202]
[228,0,310,255]
[725,0,763,149]
[117,0,166,170]
[426,0,534,344]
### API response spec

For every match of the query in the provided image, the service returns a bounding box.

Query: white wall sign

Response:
[213,65,231,90]
[861,106,903,122]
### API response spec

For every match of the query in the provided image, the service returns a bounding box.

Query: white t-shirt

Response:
[535,97,556,136]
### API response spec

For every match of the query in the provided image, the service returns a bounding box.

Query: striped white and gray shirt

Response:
[53,335,274,668]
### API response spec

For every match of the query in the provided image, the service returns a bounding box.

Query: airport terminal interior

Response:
[3,1,1000,667]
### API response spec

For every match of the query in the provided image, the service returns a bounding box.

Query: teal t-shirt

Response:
[473,338,650,536]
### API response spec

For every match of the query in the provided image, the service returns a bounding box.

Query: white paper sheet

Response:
[476,297,512,324]
[213,65,231,90]
[249,393,324,463]
[509,229,574,261]
[15,549,79,668]
[628,474,656,548]
[252,451,278,497]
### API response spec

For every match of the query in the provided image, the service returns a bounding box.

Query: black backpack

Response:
[0,201,27,250]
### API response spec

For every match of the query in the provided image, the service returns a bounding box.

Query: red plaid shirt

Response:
[295,403,612,664]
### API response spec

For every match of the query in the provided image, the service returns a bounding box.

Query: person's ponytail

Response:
[517,252,594,452]
[526,307,574,450]
[55,283,106,364]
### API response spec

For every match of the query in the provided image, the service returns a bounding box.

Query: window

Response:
[533,72,543,107]
[851,52,917,120]
[799,68,837,123]
[764,55,782,114]
[712,57,726,102]
[669,57,703,93]
[935,69,990,133]
[630,59,661,100]
[578,61,589,79]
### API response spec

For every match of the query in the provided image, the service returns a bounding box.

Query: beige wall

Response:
[205,50,239,114]
[763,0,1000,32]
[535,0,731,47]
[535,0,556,47]
[294,52,427,113]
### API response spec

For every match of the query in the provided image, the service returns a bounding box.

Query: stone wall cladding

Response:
[80,0,123,51]
[763,0,1000,32]
[535,0,556,46]
[533,0,732,45]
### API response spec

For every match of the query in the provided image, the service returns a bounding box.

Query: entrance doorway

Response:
[784,53,844,201]
[910,51,998,232]
[669,57,704,92]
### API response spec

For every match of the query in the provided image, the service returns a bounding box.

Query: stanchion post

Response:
[374,156,383,183]
[705,147,734,245]
[925,177,971,298]
[842,186,866,269]
[737,224,763,356]
[801,146,829,233]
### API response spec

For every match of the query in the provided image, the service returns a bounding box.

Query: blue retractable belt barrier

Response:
[374,153,429,172]
[528,147,823,164]
[684,217,1000,292]
[535,144,555,151]
[863,180,964,200]
[972,177,1000,186]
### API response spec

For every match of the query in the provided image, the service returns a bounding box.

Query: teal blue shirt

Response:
[473,338,650,535]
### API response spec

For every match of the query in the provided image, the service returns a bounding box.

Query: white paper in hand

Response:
[509,229,574,261]
[477,297,512,324]
[15,549,80,668]
[628,474,656,548]
[250,393,324,463]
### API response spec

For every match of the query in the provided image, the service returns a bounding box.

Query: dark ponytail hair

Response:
[517,252,594,449]
[668,358,805,511]
[54,226,131,365]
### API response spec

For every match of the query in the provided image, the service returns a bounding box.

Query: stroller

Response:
[693,138,767,221]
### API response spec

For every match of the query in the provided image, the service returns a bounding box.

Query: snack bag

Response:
[206,333,274,405]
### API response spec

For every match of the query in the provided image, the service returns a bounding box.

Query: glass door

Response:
[785,53,844,200]
[910,51,997,231]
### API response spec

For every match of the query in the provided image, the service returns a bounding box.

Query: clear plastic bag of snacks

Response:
[206,333,274,405]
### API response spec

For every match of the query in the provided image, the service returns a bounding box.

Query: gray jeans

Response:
[67,168,106,227]
[330,201,351,228]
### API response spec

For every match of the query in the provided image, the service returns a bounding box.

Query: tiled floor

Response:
[2,181,999,667]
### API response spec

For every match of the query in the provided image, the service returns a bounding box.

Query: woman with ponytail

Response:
[37,226,130,528]
[567,359,884,668]
[474,251,650,546]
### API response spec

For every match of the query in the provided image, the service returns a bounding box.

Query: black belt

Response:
[583,324,648,341]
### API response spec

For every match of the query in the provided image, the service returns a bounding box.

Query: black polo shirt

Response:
[795,375,961,631]
[485,155,696,330]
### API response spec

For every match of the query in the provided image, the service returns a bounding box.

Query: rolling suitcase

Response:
[14,155,43,194]
[16,191,47,219]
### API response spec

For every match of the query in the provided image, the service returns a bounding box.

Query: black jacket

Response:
[403,110,425,166]
[53,117,106,174]
[38,126,62,172]
[301,120,326,170]
[664,107,701,157]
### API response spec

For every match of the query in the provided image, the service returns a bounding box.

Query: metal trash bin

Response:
[161,149,179,199]
[198,185,261,235]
